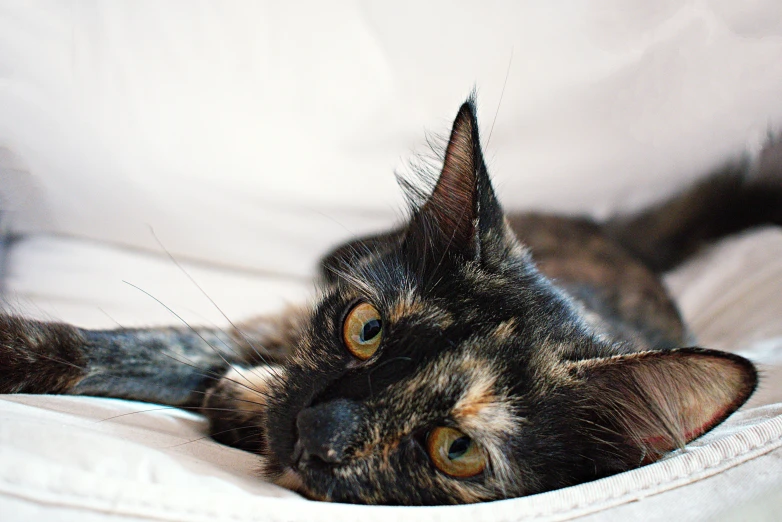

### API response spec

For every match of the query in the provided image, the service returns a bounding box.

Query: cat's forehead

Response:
[374,295,537,418]
[329,248,528,317]
[318,252,566,371]
[382,287,442,318]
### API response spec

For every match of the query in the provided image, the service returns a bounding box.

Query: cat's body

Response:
[1,98,780,505]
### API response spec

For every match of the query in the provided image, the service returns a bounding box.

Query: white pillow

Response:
[2,1,782,277]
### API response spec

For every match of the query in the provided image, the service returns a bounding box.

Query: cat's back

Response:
[507,212,686,351]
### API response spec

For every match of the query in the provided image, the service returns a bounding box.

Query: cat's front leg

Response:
[0,307,306,463]
[0,313,240,405]
[0,303,308,401]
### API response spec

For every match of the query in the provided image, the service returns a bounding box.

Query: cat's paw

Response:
[201,365,282,453]
[0,314,86,394]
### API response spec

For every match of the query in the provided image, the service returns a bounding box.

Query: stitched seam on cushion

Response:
[0,419,780,522]
[0,484,264,522]
[514,426,782,521]
[0,492,199,522]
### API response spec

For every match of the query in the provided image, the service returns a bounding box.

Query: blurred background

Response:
[1,0,781,328]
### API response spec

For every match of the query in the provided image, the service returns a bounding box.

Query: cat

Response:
[1,96,780,505]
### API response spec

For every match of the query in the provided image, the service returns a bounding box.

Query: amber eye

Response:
[427,427,486,478]
[342,302,383,360]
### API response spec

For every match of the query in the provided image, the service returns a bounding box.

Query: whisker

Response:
[167,424,265,449]
[157,350,271,401]
[95,406,263,424]
[147,227,282,379]
[187,388,268,408]
[85,311,271,402]
[486,47,513,149]
[96,307,123,328]
[369,356,413,376]
[121,280,258,391]
[165,310,278,384]
[21,349,86,373]
[216,429,270,450]
[165,434,215,449]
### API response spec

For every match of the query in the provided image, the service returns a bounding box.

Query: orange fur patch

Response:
[491,319,518,342]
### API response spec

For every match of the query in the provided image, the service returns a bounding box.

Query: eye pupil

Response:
[343,303,383,360]
[428,427,486,477]
[361,319,382,343]
[447,436,471,460]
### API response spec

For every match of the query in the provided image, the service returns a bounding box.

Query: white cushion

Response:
[0,395,778,521]
[2,1,782,520]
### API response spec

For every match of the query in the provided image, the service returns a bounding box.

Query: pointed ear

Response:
[406,98,505,260]
[570,348,757,466]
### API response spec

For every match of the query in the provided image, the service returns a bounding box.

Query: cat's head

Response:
[263,98,757,504]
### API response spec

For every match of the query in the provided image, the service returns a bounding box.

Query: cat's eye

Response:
[342,302,383,360]
[427,426,486,478]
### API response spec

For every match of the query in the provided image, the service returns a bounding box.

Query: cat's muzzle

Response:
[294,398,368,466]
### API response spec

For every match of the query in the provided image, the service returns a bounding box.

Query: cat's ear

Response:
[405,98,508,262]
[569,348,756,466]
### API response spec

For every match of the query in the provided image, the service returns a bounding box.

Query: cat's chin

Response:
[273,467,307,496]
[271,463,359,503]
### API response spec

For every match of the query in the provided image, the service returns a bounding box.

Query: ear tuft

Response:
[572,348,757,465]
[421,100,483,252]
[403,97,515,265]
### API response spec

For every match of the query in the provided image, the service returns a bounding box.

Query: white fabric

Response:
[2,1,782,521]
[0,396,779,522]
[2,1,782,279]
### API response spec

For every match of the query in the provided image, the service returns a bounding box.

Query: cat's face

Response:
[262,99,756,504]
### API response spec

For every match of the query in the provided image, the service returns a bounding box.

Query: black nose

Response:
[295,398,366,464]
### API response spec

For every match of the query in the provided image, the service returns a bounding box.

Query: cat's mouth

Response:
[272,448,335,502]
[277,458,348,502]
[271,411,365,502]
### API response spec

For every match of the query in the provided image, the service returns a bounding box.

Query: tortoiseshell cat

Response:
[1,98,781,505]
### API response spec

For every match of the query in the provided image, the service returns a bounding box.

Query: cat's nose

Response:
[295,398,366,464]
